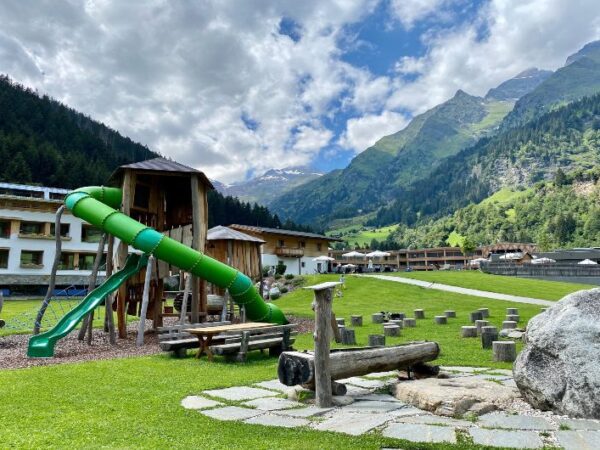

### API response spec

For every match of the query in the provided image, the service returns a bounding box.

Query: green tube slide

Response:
[28,186,288,357]
[27,253,148,358]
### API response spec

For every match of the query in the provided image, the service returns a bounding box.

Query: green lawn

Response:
[0,274,557,449]
[391,270,593,301]
[278,274,543,369]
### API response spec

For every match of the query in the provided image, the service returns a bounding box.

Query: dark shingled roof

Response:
[229,224,343,241]
[207,225,265,243]
[111,157,213,188]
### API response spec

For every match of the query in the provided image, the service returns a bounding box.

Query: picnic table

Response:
[185,322,274,361]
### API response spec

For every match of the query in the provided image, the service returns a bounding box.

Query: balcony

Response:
[275,246,304,257]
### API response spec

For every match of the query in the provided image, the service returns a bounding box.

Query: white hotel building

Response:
[0,182,106,296]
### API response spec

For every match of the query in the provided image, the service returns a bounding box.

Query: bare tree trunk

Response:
[78,233,106,342]
[34,206,65,335]
[104,235,117,344]
[137,256,155,347]
[179,274,192,325]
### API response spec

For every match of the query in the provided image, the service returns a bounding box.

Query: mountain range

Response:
[213,166,323,205]
[270,40,600,233]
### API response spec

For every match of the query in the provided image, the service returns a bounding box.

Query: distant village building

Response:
[0,182,106,295]
[228,224,342,275]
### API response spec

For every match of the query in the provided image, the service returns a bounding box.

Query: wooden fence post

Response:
[304,281,341,408]
[136,255,155,347]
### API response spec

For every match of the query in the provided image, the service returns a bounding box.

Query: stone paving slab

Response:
[313,412,391,435]
[181,395,222,410]
[242,397,303,411]
[363,371,398,379]
[469,374,513,382]
[273,405,334,418]
[201,406,264,421]
[559,418,600,431]
[244,413,310,428]
[382,423,457,443]
[344,385,372,396]
[338,377,386,388]
[479,413,555,430]
[389,406,431,418]
[469,428,543,449]
[343,400,405,413]
[397,414,476,428]
[354,393,405,403]
[203,386,278,401]
[556,430,600,450]
[484,369,513,376]
[254,379,290,392]
[440,366,491,373]
[501,379,518,388]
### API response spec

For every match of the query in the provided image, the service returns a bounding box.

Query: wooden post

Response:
[478,308,490,318]
[350,315,363,326]
[475,319,489,335]
[502,320,517,329]
[190,175,202,323]
[34,205,65,335]
[104,235,117,345]
[461,326,477,337]
[179,274,192,325]
[469,311,483,323]
[117,169,134,338]
[341,328,356,345]
[403,318,416,327]
[384,324,400,336]
[414,309,425,319]
[136,256,154,347]
[434,315,447,325]
[444,310,456,318]
[331,312,341,343]
[372,313,384,323]
[368,334,385,347]
[493,341,516,362]
[257,244,264,299]
[79,232,106,342]
[304,281,341,408]
[481,326,498,349]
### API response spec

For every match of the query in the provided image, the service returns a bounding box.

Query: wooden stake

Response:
[304,281,340,408]
[104,235,117,345]
[137,256,155,347]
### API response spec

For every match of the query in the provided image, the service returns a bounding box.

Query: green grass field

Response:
[0,273,576,449]
[391,270,593,300]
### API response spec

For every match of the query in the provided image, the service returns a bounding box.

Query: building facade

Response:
[228,224,341,275]
[0,182,106,294]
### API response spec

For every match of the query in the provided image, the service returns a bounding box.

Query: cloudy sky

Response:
[1,0,599,182]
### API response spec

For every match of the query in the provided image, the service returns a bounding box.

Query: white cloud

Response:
[340,110,409,153]
[390,0,450,29]
[387,0,600,113]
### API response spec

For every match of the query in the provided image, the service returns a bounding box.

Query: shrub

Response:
[274,274,282,280]
[280,287,289,294]
[291,276,306,287]
[270,292,281,300]
[262,266,271,277]
[275,262,287,275]
[284,274,294,280]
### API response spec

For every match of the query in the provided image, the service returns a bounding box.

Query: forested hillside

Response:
[371,93,600,227]
[0,75,157,188]
[383,171,600,251]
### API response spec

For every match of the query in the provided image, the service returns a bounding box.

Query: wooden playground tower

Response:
[111,158,213,338]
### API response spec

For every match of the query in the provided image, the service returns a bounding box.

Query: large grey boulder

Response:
[513,288,600,419]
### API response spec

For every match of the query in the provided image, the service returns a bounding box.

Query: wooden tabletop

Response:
[185,322,275,335]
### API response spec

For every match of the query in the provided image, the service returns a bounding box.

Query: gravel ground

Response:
[1,315,314,370]
[0,319,169,370]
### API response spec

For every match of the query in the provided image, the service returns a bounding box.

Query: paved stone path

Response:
[180,367,600,449]
[362,274,555,306]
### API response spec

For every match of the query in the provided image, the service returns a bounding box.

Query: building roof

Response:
[537,248,600,261]
[207,225,265,243]
[229,224,343,242]
[110,157,213,188]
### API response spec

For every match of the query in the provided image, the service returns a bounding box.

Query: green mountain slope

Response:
[503,41,600,128]
[388,175,600,251]
[485,68,553,101]
[372,93,600,227]
[272,90,516,227]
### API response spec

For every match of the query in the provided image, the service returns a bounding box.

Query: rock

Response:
[331,395,355,406]
[499,329,525,339]
[392,377,519,417]
[514,288,600,419]
[286,385,315,402]
[269,287,281,297]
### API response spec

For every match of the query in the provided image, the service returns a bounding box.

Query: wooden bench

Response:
[211,325,297,362]
[158,322,231,357]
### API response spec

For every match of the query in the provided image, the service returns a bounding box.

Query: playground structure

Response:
[27,158,286,358]
[0,291,4,328]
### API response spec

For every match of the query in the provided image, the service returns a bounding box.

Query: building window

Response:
[49,192,66,201]
[50,223,70,237]
[300,241,306,248]
[0,249,8,268]
[58,253,75,270]
[317,243,322,252]
[0,220,10,239]
[301,261,305,268]
[20,250,43,268]
[278,239,285,247]
[79,253,106,271]
[20,221,45,236]
[82,225,103,243]
[133,184,150,209]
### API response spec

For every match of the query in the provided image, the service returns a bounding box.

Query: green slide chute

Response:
[28,186,287,358]
[27,253,148,358]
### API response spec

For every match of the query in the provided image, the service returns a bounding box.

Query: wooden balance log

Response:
[277,341,440,388]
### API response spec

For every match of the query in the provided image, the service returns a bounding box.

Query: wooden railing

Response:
[275,246,304,257]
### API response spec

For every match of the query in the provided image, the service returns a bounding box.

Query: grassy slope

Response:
[279,275,542,369]
[391,271,592,300]
[327,224,398,246]
[0,274,574,449]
